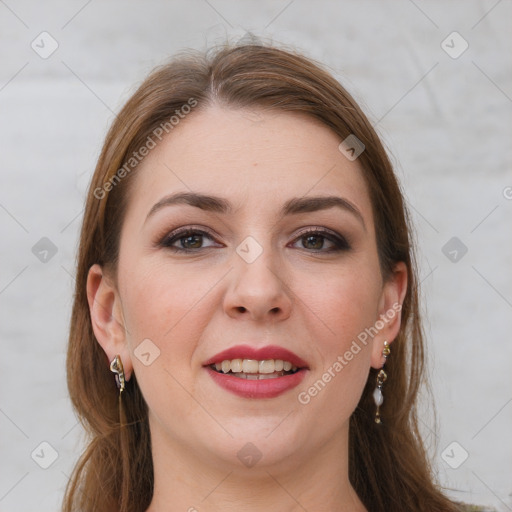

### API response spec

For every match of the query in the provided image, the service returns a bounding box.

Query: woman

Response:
[63,43,464,511]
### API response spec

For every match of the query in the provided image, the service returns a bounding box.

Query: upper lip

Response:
[203,344,309,369]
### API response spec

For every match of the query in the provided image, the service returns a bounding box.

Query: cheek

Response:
[119,260,220,376]
[299,260,382,352]
[119,261,225,429]
[293,262,380,417]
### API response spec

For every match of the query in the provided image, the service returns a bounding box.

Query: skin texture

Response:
[87,106,407,511]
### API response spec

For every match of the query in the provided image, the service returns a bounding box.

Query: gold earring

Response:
[373,341,389,424]
[110,354,125,394]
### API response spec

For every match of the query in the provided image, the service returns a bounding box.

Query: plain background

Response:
[0,1,511,511]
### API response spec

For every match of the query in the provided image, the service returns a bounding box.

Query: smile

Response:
[210,358,299,379]
[203,345,308,398]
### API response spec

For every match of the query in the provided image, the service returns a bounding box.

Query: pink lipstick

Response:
[203,344,308,399]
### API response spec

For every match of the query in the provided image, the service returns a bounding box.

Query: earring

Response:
[373,341,390,424]
[110,354,125,394]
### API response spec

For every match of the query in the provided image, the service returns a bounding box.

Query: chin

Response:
[192,417,309,470]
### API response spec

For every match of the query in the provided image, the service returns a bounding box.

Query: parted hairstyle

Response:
[63,42,462,512]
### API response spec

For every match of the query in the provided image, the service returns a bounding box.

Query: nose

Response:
[223,249,293,323]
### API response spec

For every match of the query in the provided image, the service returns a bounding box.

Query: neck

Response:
[146,421,366,512]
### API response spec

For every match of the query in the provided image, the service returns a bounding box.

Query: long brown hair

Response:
[64,43,460,512]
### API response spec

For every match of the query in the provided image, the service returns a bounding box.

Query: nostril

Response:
[236,306,247,313]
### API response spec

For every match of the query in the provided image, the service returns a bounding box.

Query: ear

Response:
[370,261,408,369]
[86,263,133,381]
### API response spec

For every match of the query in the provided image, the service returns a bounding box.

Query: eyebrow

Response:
[145,192,366,229]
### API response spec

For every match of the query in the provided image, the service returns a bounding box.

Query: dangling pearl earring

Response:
[373,341,390,424]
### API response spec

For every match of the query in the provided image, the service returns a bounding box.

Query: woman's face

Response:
[91,105,406,472]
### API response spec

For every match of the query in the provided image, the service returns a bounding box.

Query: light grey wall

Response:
[0,1,511,510]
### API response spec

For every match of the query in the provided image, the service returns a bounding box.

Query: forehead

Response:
[123,105,374,226]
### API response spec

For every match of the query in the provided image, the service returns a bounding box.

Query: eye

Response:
[290,228,351,252]
[158,226,350,254]
[160,228,221,252]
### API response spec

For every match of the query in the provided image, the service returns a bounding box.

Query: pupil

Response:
[303,235,323,250]
[183,235,202,249]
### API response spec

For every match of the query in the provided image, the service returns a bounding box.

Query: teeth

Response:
[259,360,275,374]
[258,373,277,380]
[230,371,290,380]
[230,358,242,372]
[242,359,259,373]
[213,358,299,375]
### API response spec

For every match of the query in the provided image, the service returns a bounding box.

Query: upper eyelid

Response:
[293,226,343,238]
[161,225,343,239]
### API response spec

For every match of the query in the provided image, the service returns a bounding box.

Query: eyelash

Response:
[159,226,351,254]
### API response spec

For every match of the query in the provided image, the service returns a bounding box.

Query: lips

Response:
[203,344,309,399]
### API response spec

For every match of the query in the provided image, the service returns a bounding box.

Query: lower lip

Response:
[205,366,307,399]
